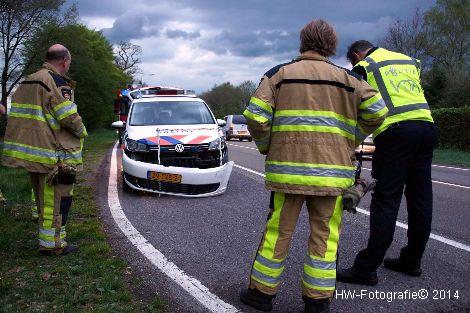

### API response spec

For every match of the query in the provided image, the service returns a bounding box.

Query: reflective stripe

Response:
[305,255,336,270]
[246,102,273,121]
[256,254,285,270]
[272,125,355,140]
[3,141,57,164]
[364,57,429,116]
[302,273,336,288]
[39,228,56,236]
[360,98,386,115]
[54,101,77,120]
[64,150,83,162]
[244,109,269,124]
[250,97,273,114]
[369,59,419,68]
[273,116,356,136]
[251,268,282,286]
[10,106,46,120]
[38,239,56,248]
[75,125,87,137]
[355,125,368,143]
[10,103,61,129]
[261,192,285,257]
[45,113,60,129]
[265,163,355,179]
[389,103,429,116]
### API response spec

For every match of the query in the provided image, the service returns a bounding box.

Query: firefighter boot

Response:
[303,296,330,313]
[40,244,79,256]
[240,288,275,311]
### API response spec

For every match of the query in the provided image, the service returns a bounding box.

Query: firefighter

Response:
[336,41,437,285]
[2,44,87,255]
[239,20,387,313]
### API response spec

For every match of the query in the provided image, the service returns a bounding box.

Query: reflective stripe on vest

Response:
[364,56,429,117]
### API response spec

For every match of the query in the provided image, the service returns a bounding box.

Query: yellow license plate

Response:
[238,131,246,134]
[147,171,182,183]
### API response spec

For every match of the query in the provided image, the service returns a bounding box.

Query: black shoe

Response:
[383,258,421,276]
[303,296,330,313]
[336,267,378,286]
[39,244,79,256]
[240,288,274,311]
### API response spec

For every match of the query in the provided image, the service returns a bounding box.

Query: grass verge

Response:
[0,130,166,313]
[433,148,470,168]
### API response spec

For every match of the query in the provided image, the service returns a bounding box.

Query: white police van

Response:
[112,86,233,197]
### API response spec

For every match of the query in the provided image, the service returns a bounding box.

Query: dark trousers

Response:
[354,120,437,271]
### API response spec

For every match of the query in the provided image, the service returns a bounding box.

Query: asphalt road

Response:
[98,141,470,313]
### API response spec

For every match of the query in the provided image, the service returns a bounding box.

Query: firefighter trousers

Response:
[30,172,75,252]
[249,191,343,300]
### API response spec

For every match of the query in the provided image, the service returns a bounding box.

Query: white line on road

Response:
[108,144,241,313]
[234,164,470,253]
[361,167,470,189]
[231,145,470,188]
[228,143,257,150]
[432,164,469,171]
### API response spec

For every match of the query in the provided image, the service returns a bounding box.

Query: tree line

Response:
[1,0,468,135]
[201,0,469,118]
[0,0,142,136]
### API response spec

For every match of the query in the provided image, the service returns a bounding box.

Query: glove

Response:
[46,163,77,186]
[343,179,377,213]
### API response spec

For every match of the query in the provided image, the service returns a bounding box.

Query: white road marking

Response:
[432,164,469,171]
[108,143,241,313]
[234,164,470,253]
[361,167,470,189]
[228,143,257,150]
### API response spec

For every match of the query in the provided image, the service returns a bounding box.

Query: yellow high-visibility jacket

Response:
[355,47,433,137]
[2,63,87,173]
[244,51,387,196]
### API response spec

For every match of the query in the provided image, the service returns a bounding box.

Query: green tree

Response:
[24,24,129,129]
[425,0,470,68]
[199,81,256,118]
[0,0,76,104]
[378,9,430,67]
[379,0,470,108]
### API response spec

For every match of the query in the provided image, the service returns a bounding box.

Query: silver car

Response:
[222,114,252,141]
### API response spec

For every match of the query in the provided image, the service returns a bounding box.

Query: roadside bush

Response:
[432,107,470,151]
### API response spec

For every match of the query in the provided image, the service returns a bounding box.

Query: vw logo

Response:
[174,144,185,153]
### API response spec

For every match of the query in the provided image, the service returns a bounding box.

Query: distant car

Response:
[355,134,375,159]
[222,114,252,141]
[112,87,233,197]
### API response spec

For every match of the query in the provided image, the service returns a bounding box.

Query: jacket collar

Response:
[296,51,330,63]
[42,62,76,88]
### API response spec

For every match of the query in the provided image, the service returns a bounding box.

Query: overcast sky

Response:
[67,0,435,93]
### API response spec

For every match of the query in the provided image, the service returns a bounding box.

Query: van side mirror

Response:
[112,121,126,129]
[217,119,226,127]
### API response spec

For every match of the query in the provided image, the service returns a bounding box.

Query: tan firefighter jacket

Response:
[2,63,88,173]
[243,51,388,196]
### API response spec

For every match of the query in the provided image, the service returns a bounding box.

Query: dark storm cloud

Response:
[101,11,166,43]
[71,0,436,59]
[202,30,298,57]
[165,29,201,40]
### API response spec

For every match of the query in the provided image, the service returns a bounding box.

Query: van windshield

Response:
[129,101,215,126]
[232,115,247,124]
